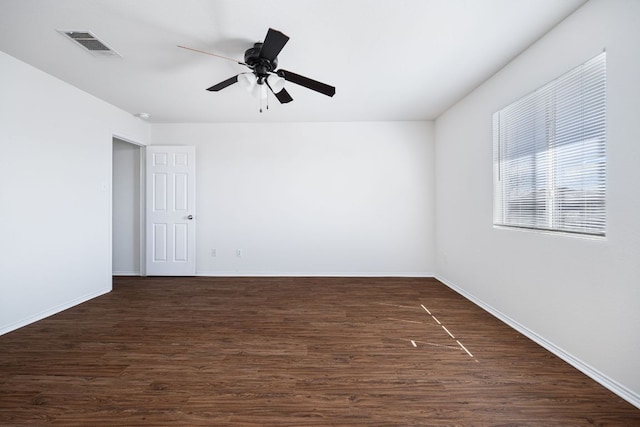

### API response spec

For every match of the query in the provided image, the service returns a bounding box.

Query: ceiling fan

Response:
[178,28,335,110]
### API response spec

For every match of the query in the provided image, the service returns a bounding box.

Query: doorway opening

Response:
[112,137,143,276]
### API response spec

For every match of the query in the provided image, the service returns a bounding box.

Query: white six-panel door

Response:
[145,146,196,276]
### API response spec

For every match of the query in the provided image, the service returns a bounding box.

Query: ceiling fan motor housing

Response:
[244,42,277,79]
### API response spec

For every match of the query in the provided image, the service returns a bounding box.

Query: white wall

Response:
[112,138,141,275]
[151,122,435,276]
[435,0,640,406]
[0,51,149,335]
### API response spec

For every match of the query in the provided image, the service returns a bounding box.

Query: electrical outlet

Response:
[210,249,216,257]
[236,249,242,257]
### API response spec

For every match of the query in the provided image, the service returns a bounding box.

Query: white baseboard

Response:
[435,274,640,410]
[0,287,111,336]
[195,271,436,278]
[112,271,141,276]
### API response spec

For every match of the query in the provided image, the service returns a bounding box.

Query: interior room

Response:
[1,0,639,424]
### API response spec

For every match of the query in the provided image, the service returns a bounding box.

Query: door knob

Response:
[187,215,193,220]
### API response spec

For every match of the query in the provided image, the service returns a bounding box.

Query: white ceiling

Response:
[0,0,586,123]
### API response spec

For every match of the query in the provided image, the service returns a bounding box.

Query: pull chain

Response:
[259,86,270,113]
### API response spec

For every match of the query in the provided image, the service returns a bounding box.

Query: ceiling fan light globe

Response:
[250,83,264,99]
[251,84,268,100]
[239,73,256,92]
[267,74,285,93]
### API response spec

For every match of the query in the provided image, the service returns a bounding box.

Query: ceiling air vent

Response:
[58,30,121,58]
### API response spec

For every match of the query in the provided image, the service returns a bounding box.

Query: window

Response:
[493,52,606,236]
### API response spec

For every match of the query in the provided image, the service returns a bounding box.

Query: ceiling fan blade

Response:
[178,45,246,66]
[276,69,335,97]
[274,88,294,104]
[206,75,239,91]
[265,74,292,104]
[271,87,294,104]
[259,28,289,62]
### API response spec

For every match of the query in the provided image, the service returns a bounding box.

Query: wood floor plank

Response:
[1,276,638,425]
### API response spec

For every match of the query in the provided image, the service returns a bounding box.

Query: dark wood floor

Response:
[1,277,638,426]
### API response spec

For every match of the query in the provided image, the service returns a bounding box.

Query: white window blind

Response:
[493,52,606,236]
